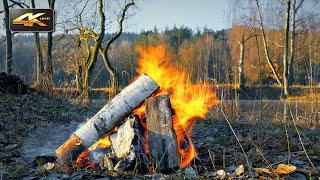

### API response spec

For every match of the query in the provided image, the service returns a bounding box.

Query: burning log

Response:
[145,94,180,171]
[56,74,159,164]
[77,115,148,173]
[109,115,145,173]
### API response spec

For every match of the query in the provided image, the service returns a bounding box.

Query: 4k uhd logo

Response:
[10,9,54,32]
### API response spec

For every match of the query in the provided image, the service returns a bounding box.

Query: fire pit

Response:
[54,45,217,175]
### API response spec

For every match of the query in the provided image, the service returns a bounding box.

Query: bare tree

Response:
[238,32,256,89]
[100,0,135,96]
[31,0,44,86]
[283,0,291,97]
[288,0,305,85]
[255,0,282,86]
[46,0,56,89]
[2,0,12,75]
[78,0,135,102]
[81,0,105,103]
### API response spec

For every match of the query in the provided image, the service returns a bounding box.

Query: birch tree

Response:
[31,0,44,86]
[283,0,291,97]
[255,0,283,86]
[46,0,56,90]
[2,0,12,75]
[288,0,305,85]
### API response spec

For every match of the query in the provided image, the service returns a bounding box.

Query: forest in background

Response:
[1,26,319,86]
[1,0,320,101]
[1,0,320,178]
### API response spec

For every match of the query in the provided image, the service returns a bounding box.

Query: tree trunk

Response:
[81,41,101,104]
[46,0,56,89]
[101,1,135,98]
[238,38,245,89]
[283,0,291,97]
[2,0,12,75]
[82,68,90,105]
[100,48,117,98]
[80,0,105,103]
[31,0,44,86]
[34,33,44,85]
[255,0,282,86]
[75,65,83,95]
[289,0,305,85]
[288,0,296,85]
[78,38,91,103]
[145,94,180,172]
[283,0,291,123]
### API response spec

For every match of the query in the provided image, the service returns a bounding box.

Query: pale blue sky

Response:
[129,0,231,32]
[0,0,231,34]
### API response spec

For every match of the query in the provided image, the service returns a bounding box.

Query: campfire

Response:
[56,45,217,174]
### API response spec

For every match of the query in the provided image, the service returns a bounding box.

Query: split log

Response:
[79,115,147,173]
[56,74,159,164]
[110,116,137,158]
[145,94,180,171]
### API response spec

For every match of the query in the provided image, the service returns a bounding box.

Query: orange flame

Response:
[88,135,112,151]
[136,45,217,168]
[76,135,111,168]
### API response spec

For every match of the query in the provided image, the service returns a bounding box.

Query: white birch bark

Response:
[75,74,159,147]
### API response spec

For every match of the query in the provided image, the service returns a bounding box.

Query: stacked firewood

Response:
[56,74,181,173]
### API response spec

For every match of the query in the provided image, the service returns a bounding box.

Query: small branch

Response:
[295,0,305,11]
[244,33,258,42]
[103,1,135,53]
[1,3,15,13]
[268,39,284,48]
[220,108,253,177]
[289,110,318,172]
[8,0,30,8]
[0,39,5,45]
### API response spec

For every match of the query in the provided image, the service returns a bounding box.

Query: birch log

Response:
[145,94,180,171]
[56,74,159,164]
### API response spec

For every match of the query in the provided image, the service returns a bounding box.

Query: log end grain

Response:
[55,135,86,165]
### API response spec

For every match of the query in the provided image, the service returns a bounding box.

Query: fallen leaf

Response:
[274,164,296,175]
[254,167,273,175]
[215,169,226,179]
[43,162,55,171]
[235,165,244,176]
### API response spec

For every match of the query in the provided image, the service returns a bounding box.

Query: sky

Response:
[0,0,231,34]
[128,0,231,32]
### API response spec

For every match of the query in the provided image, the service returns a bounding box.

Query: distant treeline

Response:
[0,26,319,88]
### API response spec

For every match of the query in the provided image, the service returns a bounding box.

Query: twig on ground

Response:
[208,150,216,171]
[248,138,272,169]
[289,110,318,172]
[220,108,253,177]
[282,101,291,164]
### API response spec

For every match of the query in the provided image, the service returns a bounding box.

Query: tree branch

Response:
[8,0,29,8]
[0,3,16,13]
[103,1,135,54]
[295,0,305,10]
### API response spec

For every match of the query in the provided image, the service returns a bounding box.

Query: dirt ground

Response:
[0,90,320,179]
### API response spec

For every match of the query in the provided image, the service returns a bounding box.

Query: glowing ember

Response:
[76,135,111,167]
[136,45,217,168]
[88,135,112,151]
